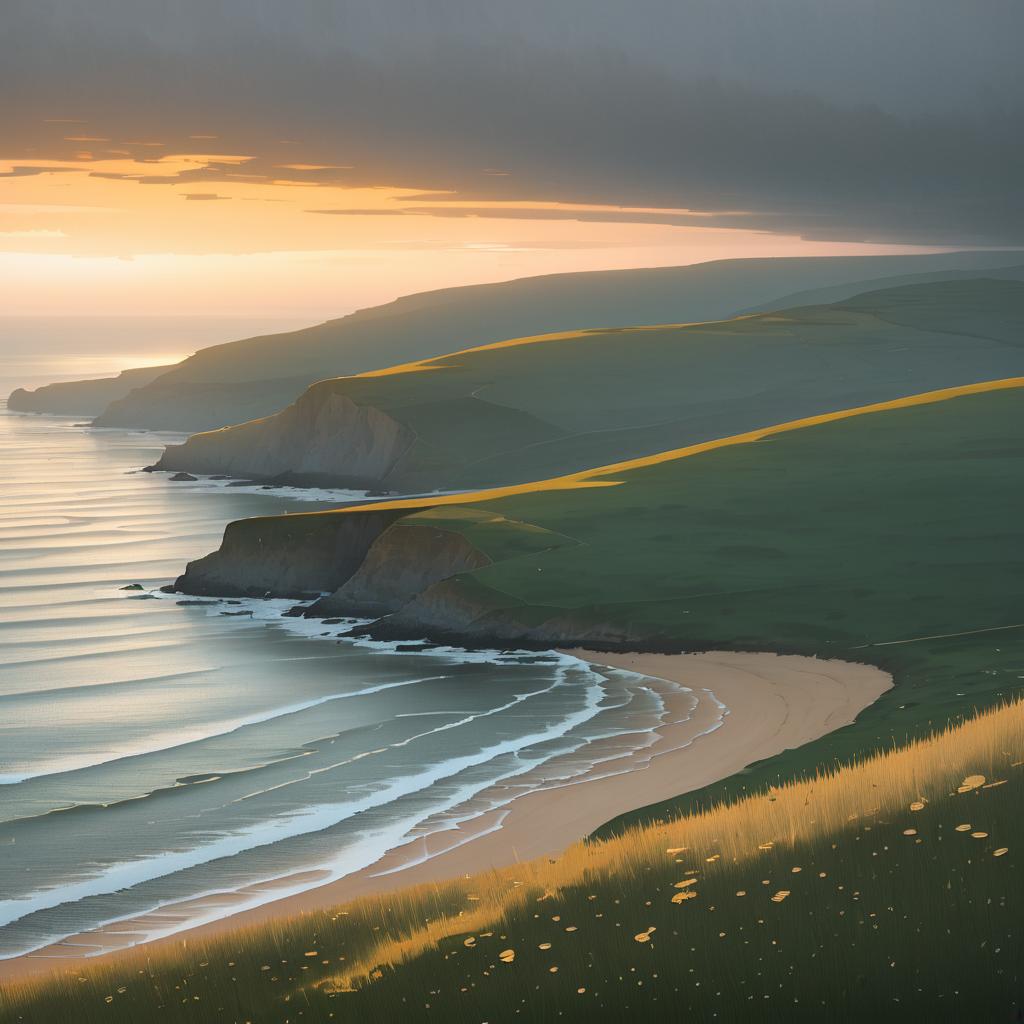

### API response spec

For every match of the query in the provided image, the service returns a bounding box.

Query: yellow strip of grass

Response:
[321,695,1024,992]
[308,375,1024,518]
[350,317,764,380]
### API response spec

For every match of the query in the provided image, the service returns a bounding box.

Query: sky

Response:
[2,0,1021,320]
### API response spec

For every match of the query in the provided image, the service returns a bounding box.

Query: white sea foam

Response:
[0,674,451,785]
[157,475,371,504]
[0,666,610,941]
[0,652,724,961]
[144,470,473,507]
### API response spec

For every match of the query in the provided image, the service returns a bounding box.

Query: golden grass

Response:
[319,696,1024,992]
[347,319,761,380]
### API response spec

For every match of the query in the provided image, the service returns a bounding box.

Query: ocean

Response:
[0,386,698,961]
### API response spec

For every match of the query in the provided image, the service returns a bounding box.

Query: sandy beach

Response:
[0,648,891,982]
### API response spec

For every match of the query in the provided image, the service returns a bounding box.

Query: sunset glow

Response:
[1,142,938,317]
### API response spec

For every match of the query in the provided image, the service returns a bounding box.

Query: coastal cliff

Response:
[174,506,412,598]
[171,496,578,630]
[172,498,696,649]
[7,365,174,417]
[307,521,492,618]
[156,386,415,487]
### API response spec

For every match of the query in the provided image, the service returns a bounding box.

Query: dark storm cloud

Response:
[3,0,1023,244]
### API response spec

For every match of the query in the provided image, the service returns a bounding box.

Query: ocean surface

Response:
[0,395,710,961]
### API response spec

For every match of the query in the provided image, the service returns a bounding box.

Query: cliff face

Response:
[7,365,174,416]
[307,522,492,618]
[156,388,414,487]
[172,482,585,637]
[169,496,585,643]
[174,507,410,598]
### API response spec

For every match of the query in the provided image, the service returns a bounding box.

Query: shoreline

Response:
[0,649,891,983]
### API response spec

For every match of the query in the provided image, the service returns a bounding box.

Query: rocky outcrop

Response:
[7,365,174,416]
[155,385,414,487]
[174,507,412,598]
[307,522,492,618]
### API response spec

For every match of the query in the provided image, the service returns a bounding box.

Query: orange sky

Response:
[1,146,941,318]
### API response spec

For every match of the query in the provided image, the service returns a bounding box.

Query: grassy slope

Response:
[7,695,1023,1022]
[131,253,1024,388]
[167,278,1024,489]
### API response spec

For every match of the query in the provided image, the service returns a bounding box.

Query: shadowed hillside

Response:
[6,365,175,417]
[10,252,1023,429]
[156,278,1024,490]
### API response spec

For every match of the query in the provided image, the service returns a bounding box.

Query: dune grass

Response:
[5,698,1024,1022]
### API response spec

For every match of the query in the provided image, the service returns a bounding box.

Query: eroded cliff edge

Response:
[174,506,411,599]
[171,500,582,646]
[157,387,415,489]
[306,520,493,619]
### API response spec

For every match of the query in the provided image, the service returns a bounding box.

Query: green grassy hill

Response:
[156,278,1024,490]
[10,251,1019,430]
